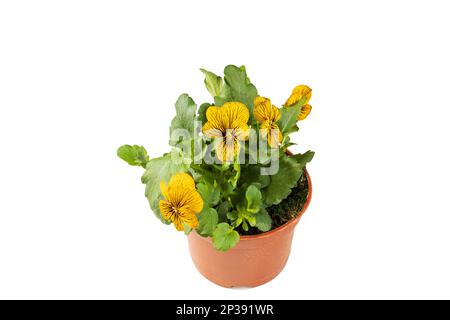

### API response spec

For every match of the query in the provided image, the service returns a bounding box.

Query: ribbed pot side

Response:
[187,170,312,288]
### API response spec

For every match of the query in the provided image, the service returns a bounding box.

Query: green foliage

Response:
[263,154,308,205]
[291,151,315,167]
[278,105,300,135]
[197,181,220,208]
[281,139,297,152]
[141,154,188,222]
[170,94,197,146]
[228,162,241,188]
[197,208,219,237]
[246,185,262,214]
[214,84,232,106]
[289,96,310,108]
[197,102,211,123]
[212,223,240,251]
[267,172,309,230]
[254,208,272,232]
[227,184,269,233]
[118,64,314,252]
[219,65,258,123]
[216,201,230,222]
[239,164,270,189]
[200,69,223,98]
[183,223,192,235]
[117,145,149,168]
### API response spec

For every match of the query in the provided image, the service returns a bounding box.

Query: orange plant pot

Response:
[187,170,312,288]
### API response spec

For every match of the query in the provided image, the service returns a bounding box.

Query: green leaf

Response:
[190,164,216,186]
[170,94,197,146]
[212,223,240,252]
[197,103,211,124]
[228,161,241,188]
[281,142,297,152]
[197,208,219,237]
[290,96,310,108]
[183,223,192,235]
[244,213,256,227]
[214,84,232,106]
[223,65,258,122]
[263,154,304,205]
[170,146,194,168]
[239,65,252,84]
[227,210,239,221]
[200,69,223,98]
[246,185,262,214]
[255,208,272,232]
[277,106,301,135]
[117,145,149,168]
[197,182,220,208]
[291,150,315,167]
[216,201,230,222]
[239,165,270,189]
[141,153,188,222]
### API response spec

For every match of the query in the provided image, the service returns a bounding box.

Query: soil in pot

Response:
[237,169,309,236]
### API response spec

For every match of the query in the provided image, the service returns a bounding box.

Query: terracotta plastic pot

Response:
[188,169,312,288]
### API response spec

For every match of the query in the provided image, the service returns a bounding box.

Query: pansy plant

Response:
[118,65,314,251]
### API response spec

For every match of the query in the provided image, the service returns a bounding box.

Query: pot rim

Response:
[192,167,312,242]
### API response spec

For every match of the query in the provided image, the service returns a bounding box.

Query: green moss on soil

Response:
[239,169,309,236]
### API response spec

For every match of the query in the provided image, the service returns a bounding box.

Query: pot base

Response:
[190,252,290,288]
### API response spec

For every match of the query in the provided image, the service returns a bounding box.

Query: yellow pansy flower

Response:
[159,173,204,231]
[254,96,282,147]
[202,102,249,162]
[284,85,312,120]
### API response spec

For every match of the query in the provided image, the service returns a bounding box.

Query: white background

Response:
[1,0,449,299]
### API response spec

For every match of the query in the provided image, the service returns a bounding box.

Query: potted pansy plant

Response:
[118,65,314,287]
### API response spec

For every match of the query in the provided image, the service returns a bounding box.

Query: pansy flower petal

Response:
[158,173,204,231]
[298,104,312,121]
[285,85,312,107]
